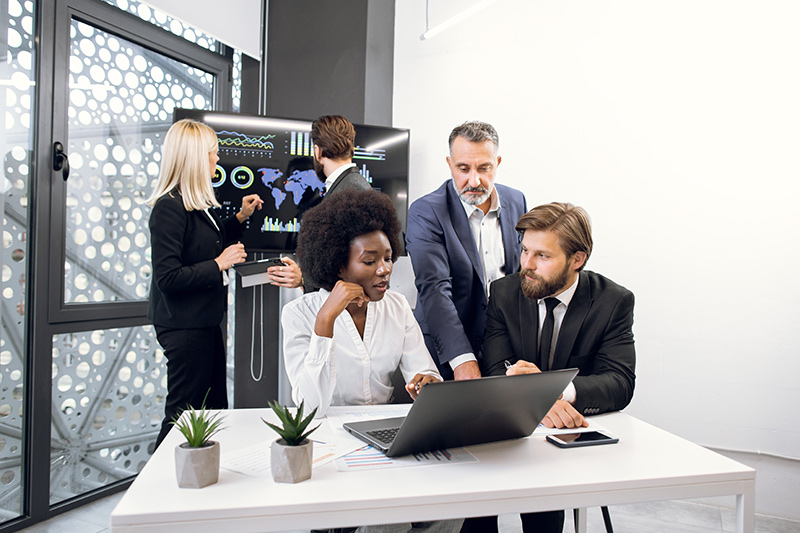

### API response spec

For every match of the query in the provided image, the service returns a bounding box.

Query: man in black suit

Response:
[312,114,371,196]
[481,202,636,533]
[268,114,370,288]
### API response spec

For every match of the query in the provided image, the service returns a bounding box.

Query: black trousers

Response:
[520,511,564,532]
[154,324,228,448]
[460,511,564,533]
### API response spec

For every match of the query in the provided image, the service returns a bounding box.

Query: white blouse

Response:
[281,289,442,416]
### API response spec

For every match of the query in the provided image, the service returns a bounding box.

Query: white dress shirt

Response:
[281,289,442,416]
[537,275,580,403]
[449,183,506,371]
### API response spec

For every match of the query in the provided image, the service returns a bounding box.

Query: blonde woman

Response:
[147,119,262,447]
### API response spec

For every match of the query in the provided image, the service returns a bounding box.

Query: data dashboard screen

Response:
[173,108,410,253]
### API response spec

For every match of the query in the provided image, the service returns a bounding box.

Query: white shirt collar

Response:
[325,162,357,190]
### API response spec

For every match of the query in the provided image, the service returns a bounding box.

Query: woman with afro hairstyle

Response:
[282,191,464,533]
[282,189,444,418]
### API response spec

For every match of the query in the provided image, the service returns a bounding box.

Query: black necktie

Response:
[539,297,560,371]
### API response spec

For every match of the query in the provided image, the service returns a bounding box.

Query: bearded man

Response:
[479,201,637,533]
[405,121,527,382]
[268,115,371,289]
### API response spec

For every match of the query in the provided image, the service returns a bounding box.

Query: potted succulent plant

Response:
[172,400,225,489]
[263,400,319,483]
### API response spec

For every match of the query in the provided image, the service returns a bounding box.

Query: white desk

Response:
[111,406,755,533]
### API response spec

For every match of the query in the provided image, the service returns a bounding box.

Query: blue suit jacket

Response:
[405,180,527,378]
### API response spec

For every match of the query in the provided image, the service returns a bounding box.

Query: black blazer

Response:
[147,192,244,329]
[296,166,371,221]
[481,270,636,416]
[325,165,371,196]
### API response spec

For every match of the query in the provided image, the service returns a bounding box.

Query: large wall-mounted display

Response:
[174,109,410,253]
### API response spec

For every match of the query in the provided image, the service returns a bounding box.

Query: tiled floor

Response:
[17,493,800,532]
[17,492,124,533]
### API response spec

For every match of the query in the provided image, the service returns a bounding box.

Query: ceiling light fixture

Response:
[420,0,502,41]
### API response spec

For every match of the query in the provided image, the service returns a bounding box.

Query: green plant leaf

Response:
[295,406,317,435]
[264,400,320,446]
[171,390,226,447]
[269,400,293,427]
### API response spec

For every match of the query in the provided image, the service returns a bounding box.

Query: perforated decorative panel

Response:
[0,0,35,522]
[101,0,216,48]
[99,0,243,112]
[47,1,242,506]
[63,19,215,304]
[50,326,163,503]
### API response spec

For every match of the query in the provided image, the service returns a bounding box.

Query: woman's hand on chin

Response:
[313,281,369,337]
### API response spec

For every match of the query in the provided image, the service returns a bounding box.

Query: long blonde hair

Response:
[147,119,220,210]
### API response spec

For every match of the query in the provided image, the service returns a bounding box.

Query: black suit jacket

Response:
[297,165,370,220]
[147,192,244,329]
[481,270,636,416]
[325,165,371,196]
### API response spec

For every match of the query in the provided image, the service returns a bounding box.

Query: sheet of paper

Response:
[531,417,609,436]
[220,441,272,478]
[310,438,364,466]
[221,437,363,478]
[325,405,411,430]
[335,445,477,472]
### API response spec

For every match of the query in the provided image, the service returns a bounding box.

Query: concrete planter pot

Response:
[270,438,313,483]
[175,441,220,489]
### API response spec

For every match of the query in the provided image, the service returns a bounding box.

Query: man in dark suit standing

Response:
[405,121,527,382]
[312,114,371,196]
[481,202,636,533]
[268,115,371,288]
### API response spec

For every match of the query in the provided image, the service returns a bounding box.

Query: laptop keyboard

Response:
[366,427,400,445]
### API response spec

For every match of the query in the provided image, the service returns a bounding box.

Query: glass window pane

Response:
[64,19,215,304]
[101,0,245,111]
[101,0,218,52]
[50,325,164,505]
[0,0,36,523]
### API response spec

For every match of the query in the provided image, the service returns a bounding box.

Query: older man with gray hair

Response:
[406,121,527,382]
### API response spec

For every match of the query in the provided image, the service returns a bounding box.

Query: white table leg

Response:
[574,507,587,533]
[736,480,755,533]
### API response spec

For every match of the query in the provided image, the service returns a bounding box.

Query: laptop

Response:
[343,368,578,457]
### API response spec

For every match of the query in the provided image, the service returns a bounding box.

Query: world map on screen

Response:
[259,168,325,210]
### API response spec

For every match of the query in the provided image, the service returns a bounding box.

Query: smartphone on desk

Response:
[546,430,618,448]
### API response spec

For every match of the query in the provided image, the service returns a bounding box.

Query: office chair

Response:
[389,367,414,404]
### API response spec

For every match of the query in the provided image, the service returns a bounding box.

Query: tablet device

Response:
[232,257,285,277]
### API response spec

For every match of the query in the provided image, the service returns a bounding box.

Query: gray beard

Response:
[458,186,491,206]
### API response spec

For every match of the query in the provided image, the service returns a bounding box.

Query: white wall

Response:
[394,0,800,519]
